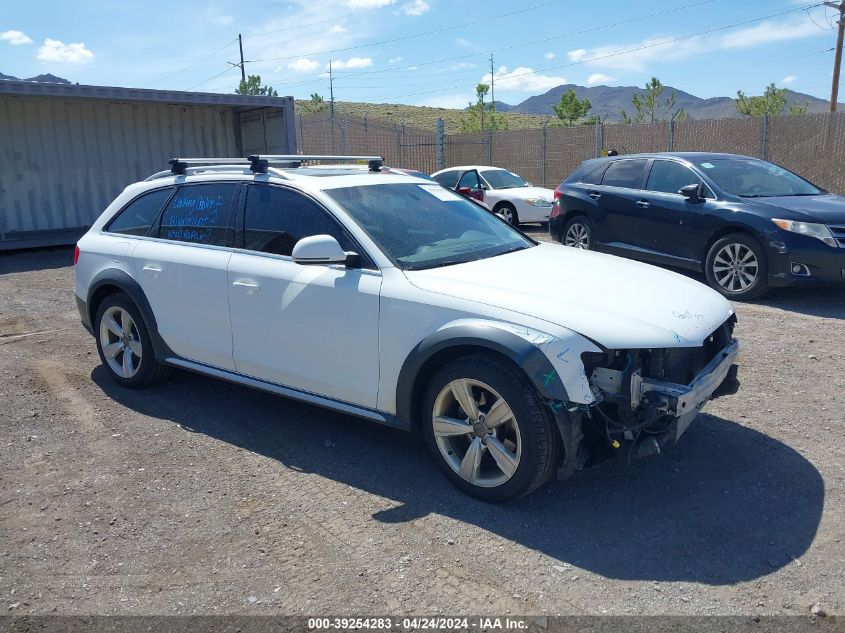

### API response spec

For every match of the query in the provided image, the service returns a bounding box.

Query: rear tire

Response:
[94,293,173,388]
[705,233,769,300]
[496,203,519,226]
[422,354,560,502]
[562,216,593,250]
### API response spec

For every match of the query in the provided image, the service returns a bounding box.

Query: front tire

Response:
[95,293,173,388]
[705,233,769,300]
[496,203,519,226]
[422,354,560,502]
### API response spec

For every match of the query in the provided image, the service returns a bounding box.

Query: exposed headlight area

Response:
[579,317,739,461]
[772,219,838,248]
[524,197,552,207]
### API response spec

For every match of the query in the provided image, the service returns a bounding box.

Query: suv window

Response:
[433,170,460,188]
[457,170,481,190]
[243,184,353,257]
[580,164,608,186]
[601,159,647,189]
[157,183,237,246]
[107,188,173,236]
[647,160,701,195]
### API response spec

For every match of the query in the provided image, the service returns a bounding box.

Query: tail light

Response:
[74,244,80,265]
[549,187,563,219]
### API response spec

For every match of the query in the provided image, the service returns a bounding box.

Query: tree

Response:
[553,88,591,126]
[788,102,809,116]
[235,74,278,97]
[621,76,685,123]
[301,93,327,114]
[460,82,507,132]
[735,83,786,116]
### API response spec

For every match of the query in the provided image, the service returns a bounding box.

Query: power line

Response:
[363,2,825,103]
[243,4,395,39]
[248,0,568,64]
[187,65,238,91]
[153,37,237,84]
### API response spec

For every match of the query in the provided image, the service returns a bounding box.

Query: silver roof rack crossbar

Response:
[169,157,249,175]
[247,154,384,173]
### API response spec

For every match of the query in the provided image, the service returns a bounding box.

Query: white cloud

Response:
[36,38,93,64]
[567,49,586,62]
[346,0,394,7]
[389,56,403,63]
[781,74,798,85]
[587,73,614,86]
[402,0,430,15]
[455,37,481,50]
[544,52,555,60]
[450,62,475,69]
[330,56,373,69]
[329,24,347,33]
[288,58,320,72]
[720,16,823,49]
[483,66,566,92]
[416,93,474,109]
[1,30,33,45]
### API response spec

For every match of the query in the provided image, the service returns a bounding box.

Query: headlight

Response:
[772,219,837,247]
[525,197,552,207]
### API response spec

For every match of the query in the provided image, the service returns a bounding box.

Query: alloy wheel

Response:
[432,378,521,488]
[712,242,759,293]
[564,222,590,249]
[99,306,142,379]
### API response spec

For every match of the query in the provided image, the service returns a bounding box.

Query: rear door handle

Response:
[142,264,162,273]
[588,192,602,200]
[232,279,260,294]
[635,199,651,208]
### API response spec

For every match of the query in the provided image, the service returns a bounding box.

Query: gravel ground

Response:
[1,231,843,617]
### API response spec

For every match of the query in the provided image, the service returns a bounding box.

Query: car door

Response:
[638,159,718,263]
[132,182,239,370]
[227,183,382,408]
[455,169,486,205]
[593,158,648,248]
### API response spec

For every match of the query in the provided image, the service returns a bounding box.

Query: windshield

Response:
[696,158,823,197]
[481,169,528,189]
[326,183,534,270]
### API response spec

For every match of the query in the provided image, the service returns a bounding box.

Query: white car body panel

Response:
[227,250,382,408]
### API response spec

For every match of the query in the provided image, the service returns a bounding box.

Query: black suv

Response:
[549,152,845,299]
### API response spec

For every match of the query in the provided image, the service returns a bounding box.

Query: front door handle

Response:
[232,279,260,294]
[635,199,651,209]
[142,264,162,273]
[588,191,602,200]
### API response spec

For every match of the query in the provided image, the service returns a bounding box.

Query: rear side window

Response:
[157,183,237,246]
[580,164,608,185]
[646,160,701,195]
[601,159,647,189]
[106,188,172,236]
[433,170,460,188]
[243,185,353,257]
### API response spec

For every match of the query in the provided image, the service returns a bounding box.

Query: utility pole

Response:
[328,60,335,121]
[826,1,845,112]
[489,54,495,111]
[238,34,245,82]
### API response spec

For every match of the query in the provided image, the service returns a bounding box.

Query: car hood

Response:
[496,186,554,202]
[404,243,734,349]
[749,193,845,224]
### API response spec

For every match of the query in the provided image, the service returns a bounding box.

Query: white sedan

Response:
[431,165,554,225]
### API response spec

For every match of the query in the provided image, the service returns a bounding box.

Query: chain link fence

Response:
[296,111,845,194]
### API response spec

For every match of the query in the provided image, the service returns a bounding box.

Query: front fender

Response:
[395,318,601,428]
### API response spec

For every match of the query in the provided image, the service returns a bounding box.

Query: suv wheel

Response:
[705,233,769,300]
[422,354,560,502]
[95,293,173,387]
[562,216,593,249]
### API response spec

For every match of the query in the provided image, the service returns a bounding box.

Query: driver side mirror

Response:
[292,234,359,267]
[679,183,704,202]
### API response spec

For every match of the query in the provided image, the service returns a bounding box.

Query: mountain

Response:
[508,83,839,121]
[1,72,71,84]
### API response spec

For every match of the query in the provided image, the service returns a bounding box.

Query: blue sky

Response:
[1,0,841,108]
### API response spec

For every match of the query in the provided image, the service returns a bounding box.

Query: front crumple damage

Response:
[579,315,740,466]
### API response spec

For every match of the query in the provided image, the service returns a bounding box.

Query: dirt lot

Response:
[1,232,843,617]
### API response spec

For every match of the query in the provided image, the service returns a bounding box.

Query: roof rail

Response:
[168,157,249,175]
[247,154,384,173]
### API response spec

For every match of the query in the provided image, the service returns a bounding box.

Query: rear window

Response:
[579,164,608,186]
[601,159,647,189]
[106,188,172,236]
[157,183,237,246]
